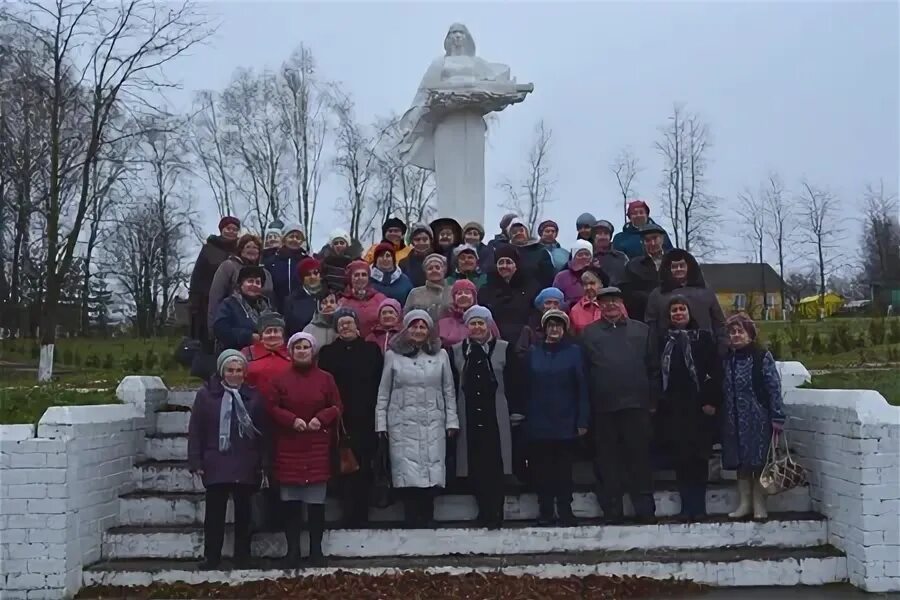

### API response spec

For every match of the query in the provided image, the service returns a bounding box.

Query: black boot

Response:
[418,490,435,528]
[556,499,576,527]
[536,495,555,527]
[307,503,327,568]
[281,501,303,568]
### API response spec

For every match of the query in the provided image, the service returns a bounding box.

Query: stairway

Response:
[83,389,849,590]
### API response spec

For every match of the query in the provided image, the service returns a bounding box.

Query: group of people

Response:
[186,200,786,569]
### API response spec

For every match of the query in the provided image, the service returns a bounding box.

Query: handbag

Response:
[333,417,360,475]
[759,431,807,495]
[371,436,393,509]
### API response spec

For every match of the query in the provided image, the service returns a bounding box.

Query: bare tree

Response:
[332,92,380,245]
[610,147,640,218]
[738,187,770,318]
[656,104,718,255]
[499,119,555,235]
[798,181,843,320]
[3,0,213,379]
[859,179,900,287]
[188,90,235,217]
[763,173,791,313]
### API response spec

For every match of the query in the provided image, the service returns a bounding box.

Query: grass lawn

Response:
[0,385,119,425]
[804,370,900,406]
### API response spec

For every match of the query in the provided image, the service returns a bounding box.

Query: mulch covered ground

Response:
[78,572,707,599]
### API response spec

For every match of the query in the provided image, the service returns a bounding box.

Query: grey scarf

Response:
[219,385,261,452]
[661,329,701,392]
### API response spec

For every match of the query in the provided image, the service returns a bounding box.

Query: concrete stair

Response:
[82,388,847,591]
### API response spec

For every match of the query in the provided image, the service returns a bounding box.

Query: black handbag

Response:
[371,436,393,509]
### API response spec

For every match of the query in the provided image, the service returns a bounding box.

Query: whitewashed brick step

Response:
[102,514,827,560]
[155,411,190,435]
[84,546,847,588]
[117,485,812,526]
[144,436,187,462]
[166,391,196,410]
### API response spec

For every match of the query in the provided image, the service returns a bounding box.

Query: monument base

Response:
[433,109,486,226]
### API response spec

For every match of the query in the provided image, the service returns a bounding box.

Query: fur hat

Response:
[382,217,407,237]
[236,234,262,254]
[493,244,520,264]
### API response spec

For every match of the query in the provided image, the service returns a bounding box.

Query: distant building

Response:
[700,263,787,320]
[871,280,900,314]
[796,293,844,319]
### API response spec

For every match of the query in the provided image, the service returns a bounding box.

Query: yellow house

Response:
[796,293,844,319]
[699,263,787,320]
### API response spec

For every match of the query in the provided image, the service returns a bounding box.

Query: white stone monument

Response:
[398,23,533,226]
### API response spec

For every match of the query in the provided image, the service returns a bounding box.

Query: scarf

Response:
[661,328,701,392]
[235,292,269,327]
[310,309,335,328]
[370,266,402,285]
[219,384,260,452]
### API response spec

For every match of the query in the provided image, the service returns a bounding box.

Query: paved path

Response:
[695,585,899,599]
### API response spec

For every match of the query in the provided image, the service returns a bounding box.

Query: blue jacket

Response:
[524,339,590,440]
[283,287,319,336]
[213,294,269,351]
[263,247,308,313]
[612,218,674,259]
[370,267,414,304]
[542,242,570,273]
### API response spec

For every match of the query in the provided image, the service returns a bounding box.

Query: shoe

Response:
[752,479,768,520]
[198,558,221,570]
[556,503,577,527]
[729,477,753,519]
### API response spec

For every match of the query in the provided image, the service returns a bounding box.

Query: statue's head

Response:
[444,23,475,57]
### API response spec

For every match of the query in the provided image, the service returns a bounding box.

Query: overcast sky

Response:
[164,0,899,265]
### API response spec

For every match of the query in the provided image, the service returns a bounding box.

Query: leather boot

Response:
[307,503,327,567]
[556,499,576,527]
[728,476,753,519]
[281,502,304,568]
[537,495,555,527]
[752,479,769,521]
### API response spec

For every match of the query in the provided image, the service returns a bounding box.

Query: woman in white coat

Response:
[376,309,459,527]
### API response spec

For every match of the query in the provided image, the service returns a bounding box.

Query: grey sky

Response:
[166,1,899,264]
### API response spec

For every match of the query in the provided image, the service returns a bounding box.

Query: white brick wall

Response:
[0,376,163,599]
[784,387,900,592]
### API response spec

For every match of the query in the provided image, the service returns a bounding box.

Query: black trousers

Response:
[204,483,255,561]
[529,440,574,511]
[339,467,372,526]
[399,487,435,527]
[468,445,505,524]
[594,408,656,518]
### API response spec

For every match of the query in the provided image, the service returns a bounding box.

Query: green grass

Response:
[803,370,900,406]
[0,385,119,425]
[756,317,900,368]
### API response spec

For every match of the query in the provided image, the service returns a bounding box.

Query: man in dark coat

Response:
[479,245,543,345]
[591,219,628,287]
[581,287,660,524]
[612,200,674,259]
[494,217,556,288]
[620,223,667,322]
[318,307,384,527]
[189,216,239,349]
[283,258,323,336]
[317,229,362,294]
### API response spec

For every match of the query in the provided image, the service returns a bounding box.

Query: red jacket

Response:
[365,324,401,354]
[242,342,291,401]
[268,365,342,485]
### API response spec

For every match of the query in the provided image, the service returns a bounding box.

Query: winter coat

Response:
[479,271,542,344]
[721,347,785,471]
[542,242,570,273]
[213,293,272,351]
[471,241,492,273]
[375,341,459,488]
[492,241,555,288]
[187,378,267,487]
[318,251,356,295]
[318,240,364,262]
[592,249,629,286]
[363,240,413,264]
[268,365,342,485]
[513,312,545,359]
[450,339,516,477]
[570,295,603,335]
[303,318,338,350]
[524,339,589,441]
[366,323,401,354]
[263,247,309,313]
[242,342,291,401]
[207,255,275,333]
[398,251,431,288]
[338,288,388,338]
[188,235,235,341]
[283,287,320,336]
[445,269,487,289]
[404,282,451,322]
[437,309,501,349]
[612,218,674,259]
[553,265,585,305]
[581,318,661,413]
[620,255,661,322]
[319,337,384,461]
[370,267,414,305]
[644,252,727,355]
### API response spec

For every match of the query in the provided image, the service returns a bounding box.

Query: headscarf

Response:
[215,350,259,452]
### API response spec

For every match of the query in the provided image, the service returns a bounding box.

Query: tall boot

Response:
[281,501,304,568]
[307,503,327,567]
[728,476,753,519]
[536,495,555,527]
[418,489,435,528]
[752,478,768,521]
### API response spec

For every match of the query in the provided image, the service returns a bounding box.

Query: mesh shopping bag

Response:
[759,432,807,495]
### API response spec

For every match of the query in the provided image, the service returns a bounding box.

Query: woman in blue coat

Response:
[213,266,272,351]
[523,309,589,527]
[263,222,309,313]
[721,313,785,521]
[369,242,414,304]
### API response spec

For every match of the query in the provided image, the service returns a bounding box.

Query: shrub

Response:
[62,348,74,365]
[144,349,158,370]
[869,319,886,346]
[827,331,842,356]
[788,324,810,353]
[889,319,900,345]
[85,354,100,368]
[30,345,40,360]
[769,333,784,360]
[122,353,144,372]
[103,354,115,369]
[856,331,868,349]
[810,332,824,354]
[833,323,854,352]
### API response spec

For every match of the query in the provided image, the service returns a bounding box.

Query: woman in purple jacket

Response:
[188,349,268,570]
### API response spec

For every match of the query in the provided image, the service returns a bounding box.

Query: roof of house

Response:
[699,263,786,294]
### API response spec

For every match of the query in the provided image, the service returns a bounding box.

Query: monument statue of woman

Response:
[398,23,533,225]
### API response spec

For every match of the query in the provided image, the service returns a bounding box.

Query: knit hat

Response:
[333,307,360,331]
[297,257,321,279]
[382,217,407,237]
[453,244,479,259]
[541,309,570,331]
[627,200,650,216]
[345,259,370,279]
[408,222,434,241]
[330,228,351,246]
[726,313,758,340]
[218,216,240,231]
[570,239,594,258]
[462,222,485,238]
[216,349,247,376]
[423,253,447,271]
[538,220,559,234]
[264,220,283,238]
[403,309,434,329]
[463,305,493,325]
[287,331,319,355]
[493,244,520,264]
[534,287,565,310]
[237,265,266,284]
[499,213,518,231]
[639,223,666,236]
[256,310,285,333]
[451,278,477,299]
[373,241,395,261]
[576,213,597,228]
[283,222,304,238]
[378,297,402,316]
[593,219,615,235]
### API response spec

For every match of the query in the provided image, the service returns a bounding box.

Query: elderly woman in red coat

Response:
[337,259,387,338]
[242,311,291,400]
[268,331,342,568]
